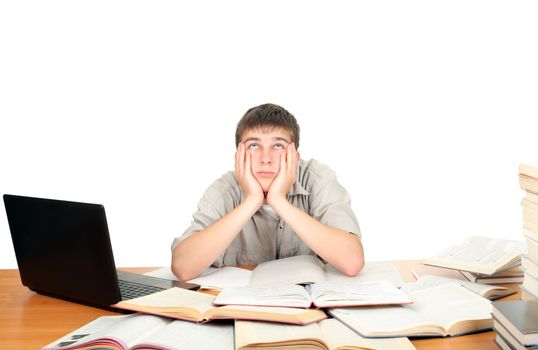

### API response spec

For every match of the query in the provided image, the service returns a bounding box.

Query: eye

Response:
[273,143,285,150]
[247,143,259,149]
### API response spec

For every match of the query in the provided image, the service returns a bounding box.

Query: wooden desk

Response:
[0,261,519,350]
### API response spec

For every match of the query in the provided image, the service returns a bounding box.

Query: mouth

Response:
[256,171,276,178]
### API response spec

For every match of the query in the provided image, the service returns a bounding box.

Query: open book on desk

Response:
[42,313,234,350]
[423,236,526,275]
[145,256,406,290]
[113,287,326,325]
[328,283,493,338]
[249,255,406,288]
[411,265,516,300]
[235,318,416,350]
[214,280,412,309]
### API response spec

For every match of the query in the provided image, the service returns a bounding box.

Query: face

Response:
[240,127,293,192]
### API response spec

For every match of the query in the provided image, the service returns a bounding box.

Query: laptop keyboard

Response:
[118,280,166,300]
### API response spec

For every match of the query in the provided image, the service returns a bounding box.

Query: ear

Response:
[296,152,300,161]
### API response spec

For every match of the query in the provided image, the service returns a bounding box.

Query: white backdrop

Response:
[1,1,537,269]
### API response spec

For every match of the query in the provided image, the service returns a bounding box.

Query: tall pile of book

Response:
[519,163,538,300]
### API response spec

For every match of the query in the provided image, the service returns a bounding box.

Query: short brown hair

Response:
[235,103,300,148]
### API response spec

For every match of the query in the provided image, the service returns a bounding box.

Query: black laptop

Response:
[3,194,199,310]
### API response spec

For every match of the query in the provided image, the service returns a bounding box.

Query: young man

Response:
[171,104,364,281]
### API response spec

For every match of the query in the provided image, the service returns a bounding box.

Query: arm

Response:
[267,144,364,276]
[172,144,263,281]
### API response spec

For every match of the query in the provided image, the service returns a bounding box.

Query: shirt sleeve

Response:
[170,175,239,267]
[307,165,361,239]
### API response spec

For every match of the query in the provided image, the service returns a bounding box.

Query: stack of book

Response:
[423,236,526,284]
[519,163,538,300]
[492,300,538,350]
[459,262,524,284]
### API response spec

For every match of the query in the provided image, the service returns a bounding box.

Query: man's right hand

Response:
[235,143,264,206]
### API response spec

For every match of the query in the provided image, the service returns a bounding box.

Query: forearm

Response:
[172,197,261,281]
[271,198,364,276]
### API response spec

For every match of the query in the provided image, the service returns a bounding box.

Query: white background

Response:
[1,1,537,269]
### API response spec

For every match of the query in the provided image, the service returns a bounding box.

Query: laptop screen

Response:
[4,194,123,307]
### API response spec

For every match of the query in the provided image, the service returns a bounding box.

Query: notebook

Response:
[3,194,199,311]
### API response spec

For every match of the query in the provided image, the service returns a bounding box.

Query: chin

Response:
[258,180,273,193]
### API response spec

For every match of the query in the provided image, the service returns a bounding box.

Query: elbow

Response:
[171,263,191,282]
[341,257,365,277]
[171,247,196,281]
[340,235,364,277]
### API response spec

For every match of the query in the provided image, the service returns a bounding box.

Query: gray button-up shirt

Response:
[172,159,361,267]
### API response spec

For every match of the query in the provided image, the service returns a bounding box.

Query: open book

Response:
[42,313,234,350]
[235,318,416,350]
[214,280,412,308]
[423,236,526,275]
[144,257,406,290]
[113,287,326,325]
[411,265,516,300]
[248,255,406,287]
[406,275,515,301]
[328,283,492,337]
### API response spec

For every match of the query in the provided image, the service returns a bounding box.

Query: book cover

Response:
[492,300,538,345]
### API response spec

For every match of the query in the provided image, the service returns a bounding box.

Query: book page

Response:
[135,319,234,350]
[249,255,325,287]
[187,267,252,290]
[329,303,438,337]
[117,287,216,314]
[424,236,526,274]
[411,263,466,280]
[402,283,492,336]
[324,261,406,288]
[329,284,491,337]
[402,275,514,300]
[208,304,326,325]
[42,314,170,350]
[319,318,416,350]
[235,320,327,350]
[214,285,312,308]
[309,280,411,307]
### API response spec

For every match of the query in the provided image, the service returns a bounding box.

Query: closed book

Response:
[523,273,538,299]
[523,256,538,280]
[460,270,524,284]
[523,228,538,247]
[493,316,538,350]
[526,235,538,263]
[520,163,538,180]
[492,300,538,346]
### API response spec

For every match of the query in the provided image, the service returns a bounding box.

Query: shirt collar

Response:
[288,162,310,196]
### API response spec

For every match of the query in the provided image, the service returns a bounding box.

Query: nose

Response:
[261,148,272,164]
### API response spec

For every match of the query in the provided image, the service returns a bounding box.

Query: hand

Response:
[266,143,299,206]
[235,143,264,206]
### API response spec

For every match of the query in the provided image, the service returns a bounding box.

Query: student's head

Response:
[235,103,301,191]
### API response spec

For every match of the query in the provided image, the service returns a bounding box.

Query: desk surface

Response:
[0,261,518,350]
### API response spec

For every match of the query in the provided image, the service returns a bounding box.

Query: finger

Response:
[287,143,296,176]
[235,144,241,174]
[238,143,246,175]
[279,148,287,175]
[245,148,252,177]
